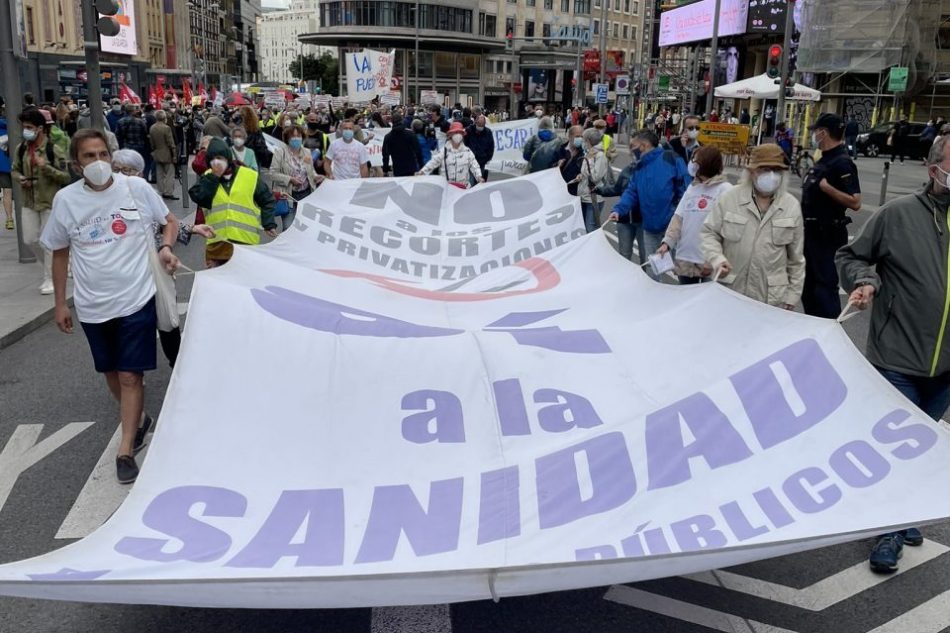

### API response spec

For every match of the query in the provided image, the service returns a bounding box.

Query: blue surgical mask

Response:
[573,137,583,148]
[342,129,355,141]
[289,138,303,150]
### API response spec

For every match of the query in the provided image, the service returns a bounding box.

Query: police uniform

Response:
[801,115,861,318]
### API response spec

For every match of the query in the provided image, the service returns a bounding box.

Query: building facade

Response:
[301,0,644,113]
[189,0,234,87]
[234,0,263,83]
[257,0,327,84]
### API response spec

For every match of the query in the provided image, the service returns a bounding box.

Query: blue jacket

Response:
[0,118,10,174]
[416,133,435,164]
[613,147,690,233]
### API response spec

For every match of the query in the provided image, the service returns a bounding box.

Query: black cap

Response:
[809,113,844,134]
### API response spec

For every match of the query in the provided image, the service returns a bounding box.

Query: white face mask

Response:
[935,166,950,190]
[687,161,700,177]
[754,170,782,195]
[232,137,245,148]
[82,160,113,187]
[210,158,229,172]
[22,129,37,142]
[687,128,700,141]
[451,133,464,145]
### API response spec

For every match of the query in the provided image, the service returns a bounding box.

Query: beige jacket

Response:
[701,183,805,307]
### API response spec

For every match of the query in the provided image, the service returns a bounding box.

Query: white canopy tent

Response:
[714,73,822,101]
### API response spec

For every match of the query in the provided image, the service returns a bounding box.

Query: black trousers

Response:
[802,228,847,319]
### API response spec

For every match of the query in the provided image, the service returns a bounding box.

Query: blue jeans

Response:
[616,222,638,261]
[637,228,666,281]
[876,368,950,422]
[278,208,297,232]
[582,201,603,234]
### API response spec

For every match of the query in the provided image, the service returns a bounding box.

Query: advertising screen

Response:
[658,0,748,47]
[100,0,138,56]
[748,0,787,34]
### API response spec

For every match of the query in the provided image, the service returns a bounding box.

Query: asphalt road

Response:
[0,156,946,633]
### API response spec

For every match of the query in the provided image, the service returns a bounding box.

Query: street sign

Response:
[888,66,908,93]
[658,75,671,92]
[615,75,631,95]
[594,82,609,104]
[697,122,751,155]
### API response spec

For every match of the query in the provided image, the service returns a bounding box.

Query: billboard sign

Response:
[100,0,138,56]
[748,0,788,34]
[658,0,748,47]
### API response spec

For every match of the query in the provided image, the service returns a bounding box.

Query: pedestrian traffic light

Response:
[766,45,783,79]
[94,0,122,36]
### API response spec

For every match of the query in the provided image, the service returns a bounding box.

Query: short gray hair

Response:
[928,136,950,165]
[582,127,603,147]
[155,110,167,122]
[112,148,145,174]
[538,116,553,130]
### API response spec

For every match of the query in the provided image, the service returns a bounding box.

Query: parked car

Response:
[856,121,929,159]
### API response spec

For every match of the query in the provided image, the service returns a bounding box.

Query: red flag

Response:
[155,82,165,102]
[182,78,193,104]
[119,82,141,104]
[147,85,158,107]
[199,83,209,103]
[171,92,179,105]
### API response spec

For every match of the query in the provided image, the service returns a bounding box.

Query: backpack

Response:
[18,139,81,183]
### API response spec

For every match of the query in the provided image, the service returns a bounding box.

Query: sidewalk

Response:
[0,226,71,350]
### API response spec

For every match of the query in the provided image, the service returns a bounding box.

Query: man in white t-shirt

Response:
[41,129,180,485]
[325,120,369,180]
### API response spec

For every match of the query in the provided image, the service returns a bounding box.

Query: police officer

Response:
[801,113,862,318]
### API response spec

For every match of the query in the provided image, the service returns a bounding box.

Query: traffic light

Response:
[94,0,121,37]
[766,45,783,79]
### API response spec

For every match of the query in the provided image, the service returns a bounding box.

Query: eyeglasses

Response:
[112,167,139,176]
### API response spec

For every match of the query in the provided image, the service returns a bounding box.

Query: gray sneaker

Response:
[116,455,139,485]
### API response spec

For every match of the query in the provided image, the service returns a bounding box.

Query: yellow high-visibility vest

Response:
[602,133,613,153]
[206,166,261,245]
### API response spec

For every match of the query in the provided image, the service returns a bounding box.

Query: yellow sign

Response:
[697,123,751,155]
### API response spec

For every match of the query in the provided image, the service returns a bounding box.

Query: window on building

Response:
[631,25,637,42]
[527,0,535,5]
[574,0,590,14]
[542,22,551,44]
[614,0,620,9]
[593,18,599,34]
[624,0,631,11]
[562,0,570,11]
[545,0,553,8]
[525,20,534,39]
[594,0,600,7]
[506,16,514,37]
[623,24,628,39]
[633,0,638,13]
[485,14,496,37]
[26,7,34,44]
[612,22,618,38]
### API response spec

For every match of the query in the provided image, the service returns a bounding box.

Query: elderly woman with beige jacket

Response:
[701,143,804,309]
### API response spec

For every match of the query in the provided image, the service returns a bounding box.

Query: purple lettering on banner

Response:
[536,432,637,529]
[226,489,345,568]
[871,409,939,460]
[494,379,532,436]
[575,545,617,560]
[645,393,753,490]
[720,501,771,541]
[644,527,672,554]
[670,514,728,552]
[753,487,796,528]
[477,466,522,544]
[453,180,543,225]
[355,478,464,563]
[731,339,847,451]
[350,181,443,226]
[401,390,465,444]
[251,287,463,338]
[829,441,890,488]
[114,486,246,563]
[487,310,567,327]
[484,310,611,354]
[534,388,604,433]
[783,467,842,514]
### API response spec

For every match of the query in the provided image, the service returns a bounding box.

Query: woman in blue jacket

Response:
[0,111,12,230]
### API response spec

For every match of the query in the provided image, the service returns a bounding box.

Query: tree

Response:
[288,52,339,95]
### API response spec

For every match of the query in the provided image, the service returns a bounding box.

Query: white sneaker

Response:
[39,280,54,295]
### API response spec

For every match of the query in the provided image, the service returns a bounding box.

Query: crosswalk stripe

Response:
[55,426,148,540]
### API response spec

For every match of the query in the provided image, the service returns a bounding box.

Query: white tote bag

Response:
[126,181,180,332]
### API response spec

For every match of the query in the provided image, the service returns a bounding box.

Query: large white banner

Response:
[346,49,395,102]
[2,171,950,608]
[100,0,138,56]
[485,118,539,175]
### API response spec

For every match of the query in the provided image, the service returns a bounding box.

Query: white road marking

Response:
[0,423,95,515]
[604,585,798,633]
[684,539,949,611]
[55,426,151,539]
[370,604,452,633]
[867,588,950,633]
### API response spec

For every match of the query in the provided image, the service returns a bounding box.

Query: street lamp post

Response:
[414,1,420,106]
[703,0,723,117]
[598,0,607,115]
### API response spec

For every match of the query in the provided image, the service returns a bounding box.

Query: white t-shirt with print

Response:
[41,173,169,324]
[326,138,369,180]
[673,180,733,264]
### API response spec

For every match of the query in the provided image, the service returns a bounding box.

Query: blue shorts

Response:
[80,297,158,374]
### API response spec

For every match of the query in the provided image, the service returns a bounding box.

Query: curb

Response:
[0,297,74,352]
